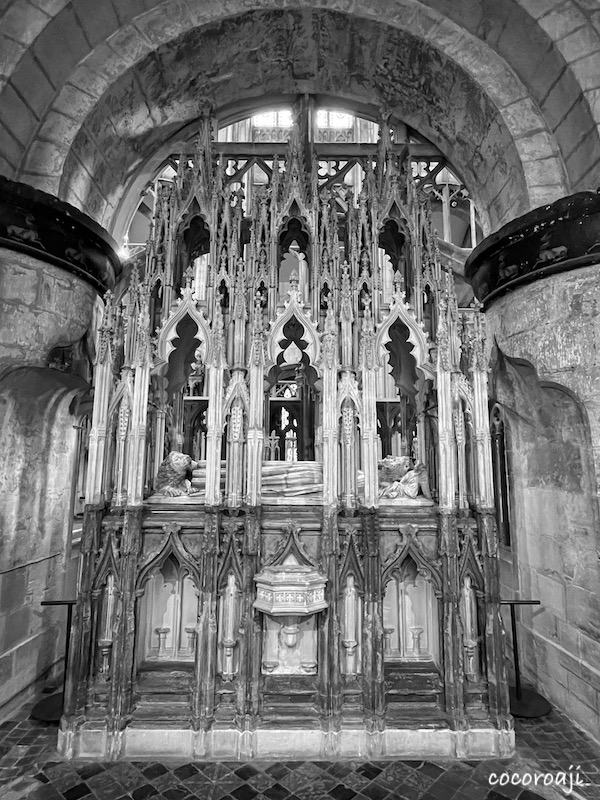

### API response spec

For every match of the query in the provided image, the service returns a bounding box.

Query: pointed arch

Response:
[267,298,321,373]
[153,291,212,376]
[458,528,485,589]
[266,523,316,568]
[217,533,244,592]
[339,531,364,592]
[375,294,435,381]
[223,370,250,416]
[337,371,362,416]
[136,526,201,593]
[382,528,442,596]
[92,532,121,595]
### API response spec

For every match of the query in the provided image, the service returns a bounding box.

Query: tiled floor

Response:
[1,699,599,800]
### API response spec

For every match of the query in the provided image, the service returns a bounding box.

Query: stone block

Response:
[0,152,17,178]
[516,130,560,163]
[0,3,50,43]
[23,139,69,177]
[502,99,551,139]
[556,618,581,656]
[530,607,558,640]
[0,260,39,305]
[565,583,595,629]
[570,52,600,92]
[0,118,25,167]
[559,692,599,731]
[132,3,195,46]
[0,35,26,81]
[0,567,27,613]
[15,627,62,679]
[106,24,152,65]
[110,0,152,24]
[529,49,568,101]
[51,83,96,122]
[579,632,600,667]
[32,7,90,88]
[522,156,568,188]
[72,0,120,48]
[558,26,600,63]
[517,0,565,20]
[527,183,567,209]
[539,8,587,41]
[9,51,55,120]
[37,110,78,146]
[566,128,600,188]
[21,173,60,196]
[0,650,14,686]
[1,83,38,146]
[2,606,30,650]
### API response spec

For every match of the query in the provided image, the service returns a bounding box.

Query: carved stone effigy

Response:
[378,455,433,505]
[190,460,227,498]
[261,461,323,496]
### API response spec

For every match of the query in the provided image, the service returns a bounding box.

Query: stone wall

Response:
[0,184,116,719]
[0,249,95,715]
[0,367,88,715]
[486,264,600,741]
[0,250,96,377]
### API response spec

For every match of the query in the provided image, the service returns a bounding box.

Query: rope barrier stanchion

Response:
[30,600,77,723]
[501,599,552,718]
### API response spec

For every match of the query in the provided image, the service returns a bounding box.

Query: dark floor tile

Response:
[235,765,260,780]
[132,783,160,800]
[263,782,290,800]
[455,782,489,800]
[328,764,353,779]
[329,784,357,800]
[163,788,189,800]
[74,764,105,781]
[62,784,92,800]
[265,765,289,780]
[357,764,383,780]
[419,763,445,780]
[142,763,169,780]
[359,784,389,800]
[172,765,198,781]
[231,785,259,800]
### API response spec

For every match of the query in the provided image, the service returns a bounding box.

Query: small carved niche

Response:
[382,556,439,663]
[138,554,199,663]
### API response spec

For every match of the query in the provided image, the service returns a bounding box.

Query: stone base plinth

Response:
[58,723,514,761]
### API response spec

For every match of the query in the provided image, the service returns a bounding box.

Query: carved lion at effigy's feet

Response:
[152,451,199,497]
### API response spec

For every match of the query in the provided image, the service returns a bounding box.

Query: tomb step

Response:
[137,664,193,693]
[136,692,191,704]
[133,705,192,722]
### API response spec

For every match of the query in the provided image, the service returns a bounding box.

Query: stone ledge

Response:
[58,723,515,760]
[0,177,119,294]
